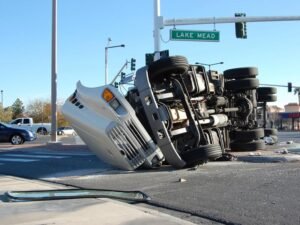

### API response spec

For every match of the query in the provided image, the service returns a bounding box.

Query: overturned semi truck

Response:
[62,56,277,170]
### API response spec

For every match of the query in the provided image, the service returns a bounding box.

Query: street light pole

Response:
[0,90,3,108]
[51,0,57,142]
[104,44,125,85]
[195,62,224,70]
[105,47,108,85]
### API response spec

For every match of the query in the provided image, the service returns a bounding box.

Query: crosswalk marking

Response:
[0,158,38,162]
[31,151,94,156]
[0,152,72,164]
[2,154,67,159]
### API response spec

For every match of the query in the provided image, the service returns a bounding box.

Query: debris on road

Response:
[178,178,187,183]
[248,152,262,156]
[275,148,289,154]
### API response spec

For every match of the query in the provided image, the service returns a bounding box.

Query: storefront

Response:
[279,112,300,130]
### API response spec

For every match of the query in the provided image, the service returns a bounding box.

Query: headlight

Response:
[109,98,121,110]
[27,131,34,137]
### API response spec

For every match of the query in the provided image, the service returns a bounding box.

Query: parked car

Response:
[0,122,36,145]
[57,127,77,136]
[62,56,277,170]
[9,117,51,135]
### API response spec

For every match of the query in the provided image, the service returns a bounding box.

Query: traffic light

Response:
[130,58,136,71]
[145,50,169,66]
[160,50,169,58]
[145,53,154,66]
[235,13,247,39]
[121,72,126,79]
[288,82,292,92]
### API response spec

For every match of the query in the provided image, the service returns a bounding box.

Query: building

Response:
[279,103,300,130]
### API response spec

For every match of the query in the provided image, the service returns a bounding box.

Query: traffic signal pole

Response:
[153,0,162,60]
[163,16,300,26]
[153,0,300,59]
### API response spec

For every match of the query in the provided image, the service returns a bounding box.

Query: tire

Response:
[264,128,278,136]
[257,94,277,102]
[206,144,223,161]
[225,78,259,91]
[148,56,189,81]
[37,127,48,135]
[223,67,258,79]
[10,134,24,145]
[181,144,222,167]
[230,128,264,142]
[230,140,265,151]
[257,87,277,95]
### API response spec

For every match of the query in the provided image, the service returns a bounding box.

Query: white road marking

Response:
[2,154,68,159]
[31,151,94,156]
[0,158,38,162]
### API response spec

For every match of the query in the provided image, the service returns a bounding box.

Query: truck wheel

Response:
[206,144,223,161]
[230,128,264,142]
[37,127,48,135]
[257,87,277,95]
[223,67,258,79]
[230,140,265,151]
[148,56,189,81]
[10,134,24,145]
[225,78,259,91]
[257,94,277,102]
[181,144,222,167]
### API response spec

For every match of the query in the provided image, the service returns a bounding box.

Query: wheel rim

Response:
[12,135,22,145]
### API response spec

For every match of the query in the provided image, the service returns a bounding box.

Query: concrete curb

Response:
[0,176,197,225]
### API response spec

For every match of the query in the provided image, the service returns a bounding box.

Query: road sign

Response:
[170,29,220,42]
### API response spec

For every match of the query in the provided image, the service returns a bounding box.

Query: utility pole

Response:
[50,0,57,142]
[153,0,162,60]
[104,42,125,85]
[0,90,3,108]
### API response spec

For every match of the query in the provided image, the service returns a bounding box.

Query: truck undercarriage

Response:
[62,55,278,170]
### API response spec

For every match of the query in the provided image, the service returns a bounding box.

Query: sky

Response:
[0,0,300,109]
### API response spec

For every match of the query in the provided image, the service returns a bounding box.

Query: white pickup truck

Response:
[9,118,51,135]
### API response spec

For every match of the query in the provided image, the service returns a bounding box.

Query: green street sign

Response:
[170,29,220,42]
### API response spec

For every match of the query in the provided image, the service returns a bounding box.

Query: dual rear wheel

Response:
[229,128,265,151]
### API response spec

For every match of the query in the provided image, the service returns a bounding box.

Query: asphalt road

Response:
[57,162,300,225]
[0,132,300,225]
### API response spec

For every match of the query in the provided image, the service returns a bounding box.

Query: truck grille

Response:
[124,119,151,155]
[108,123,146,168]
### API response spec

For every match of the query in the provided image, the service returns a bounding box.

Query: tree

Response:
[11,98,24,119]
[26,98,70,127]
[294,87,300,106]
[0,106,12,122]
[26,99,50,123]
